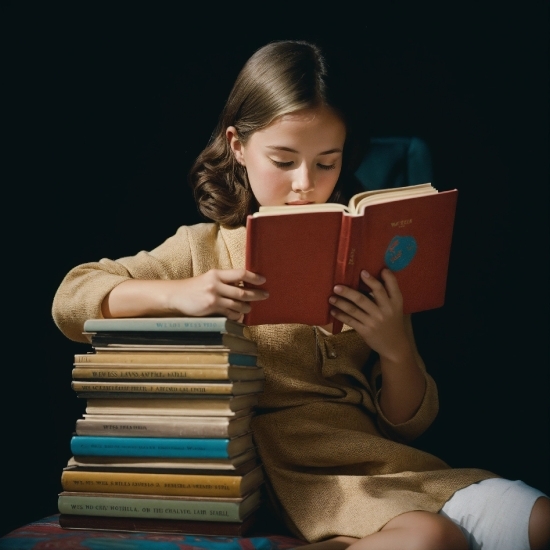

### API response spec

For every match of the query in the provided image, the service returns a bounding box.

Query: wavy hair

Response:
[189,40,367,227]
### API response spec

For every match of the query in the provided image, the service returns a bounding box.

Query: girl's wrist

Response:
[378,339,416,369]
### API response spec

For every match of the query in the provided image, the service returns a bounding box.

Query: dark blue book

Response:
[70,433,254,458]
[88,332,257,355]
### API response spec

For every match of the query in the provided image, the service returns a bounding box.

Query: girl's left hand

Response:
[329,269,410,360]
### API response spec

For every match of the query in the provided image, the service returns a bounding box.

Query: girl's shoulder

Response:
[171,222,246,270]
[174,222,246,242]
[171,223,246,257]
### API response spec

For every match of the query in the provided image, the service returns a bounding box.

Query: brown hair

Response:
[189,40,367,227]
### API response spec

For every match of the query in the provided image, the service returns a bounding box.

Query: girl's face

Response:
[227,106,346,207]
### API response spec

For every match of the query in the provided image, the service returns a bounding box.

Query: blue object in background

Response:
[354,137,433,191]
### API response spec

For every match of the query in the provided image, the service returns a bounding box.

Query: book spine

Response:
[70,436,232,458]
[71,381,235,394]
[75,419,233,438]
[332,214,358,334]
[84,394,257,415]
[83,318,240,333]
[61,470,243,497]
[72,367,233,380]
[74,353,235,365]
[58,514,254,536]
[58,494,249,522]
[84,404,234,416]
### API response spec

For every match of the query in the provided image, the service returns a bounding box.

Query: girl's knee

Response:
[414,514,467,550]
[384,511,468,550]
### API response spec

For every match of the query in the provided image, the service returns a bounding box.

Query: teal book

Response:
[70,433,254,459]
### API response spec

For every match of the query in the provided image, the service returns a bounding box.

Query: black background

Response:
[4,2,548,537]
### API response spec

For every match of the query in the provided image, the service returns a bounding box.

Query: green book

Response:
[58,489,261,522]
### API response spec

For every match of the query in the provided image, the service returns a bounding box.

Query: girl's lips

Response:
[285,201,314,205]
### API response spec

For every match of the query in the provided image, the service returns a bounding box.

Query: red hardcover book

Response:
[244,183,458,333]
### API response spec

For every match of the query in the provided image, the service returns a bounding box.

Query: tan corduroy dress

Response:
[52,223,497,542]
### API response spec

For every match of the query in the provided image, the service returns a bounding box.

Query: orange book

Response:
[244,183,458,333]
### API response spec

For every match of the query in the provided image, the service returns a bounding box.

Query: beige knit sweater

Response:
[52,222,496,541]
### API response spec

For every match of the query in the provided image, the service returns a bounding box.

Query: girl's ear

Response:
[226,126,246,166]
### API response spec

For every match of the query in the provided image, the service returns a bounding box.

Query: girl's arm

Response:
[329,269,426,425]
[102,269,268,321]
[52,225,267,343]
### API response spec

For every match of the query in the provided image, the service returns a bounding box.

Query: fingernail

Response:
[333,285,343,293]
[329,296,336,304]
[361,270,370,278]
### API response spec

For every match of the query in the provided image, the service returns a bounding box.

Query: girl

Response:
[52,40,550,550]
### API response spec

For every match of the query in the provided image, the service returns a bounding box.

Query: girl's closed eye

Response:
[318,163,336,171]
[270,159,294,168]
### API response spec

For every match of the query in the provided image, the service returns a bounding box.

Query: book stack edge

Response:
[58,317,265,536]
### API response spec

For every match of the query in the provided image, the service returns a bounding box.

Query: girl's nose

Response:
[292,166,315,193]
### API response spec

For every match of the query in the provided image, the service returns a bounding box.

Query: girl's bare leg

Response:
[292,511,467,550]
[529,497,550,550]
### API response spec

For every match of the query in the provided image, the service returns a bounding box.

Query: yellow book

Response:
[71,365,264,381]
[74,351,257,366]
[71,379,264,395]
[61,465,264,498]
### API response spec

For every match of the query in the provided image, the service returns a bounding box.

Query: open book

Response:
[244,183,458,333]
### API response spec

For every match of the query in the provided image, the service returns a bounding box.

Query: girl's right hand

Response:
[102,269,268,321]
[165,269,269,321]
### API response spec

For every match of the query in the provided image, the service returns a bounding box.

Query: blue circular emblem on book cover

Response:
[384,236,418,272]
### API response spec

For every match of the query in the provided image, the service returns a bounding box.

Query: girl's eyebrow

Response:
[266,146,343,155]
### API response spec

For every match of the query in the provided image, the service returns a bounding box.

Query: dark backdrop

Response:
[4,2,548,537]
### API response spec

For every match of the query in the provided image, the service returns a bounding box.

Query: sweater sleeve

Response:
[369,317,440,443]
[371,362,439,443]
[52,225,196,343]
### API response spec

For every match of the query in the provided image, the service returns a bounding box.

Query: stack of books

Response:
[58,317,265,536]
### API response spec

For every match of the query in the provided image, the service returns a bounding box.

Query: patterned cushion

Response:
[0,515,306,550]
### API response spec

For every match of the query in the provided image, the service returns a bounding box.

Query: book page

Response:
[349,183,436,214]
[255,203,348,216]
[251,183,435,216]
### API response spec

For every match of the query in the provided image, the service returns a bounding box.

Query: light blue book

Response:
[70,433,254,458]
[83,317,249,338]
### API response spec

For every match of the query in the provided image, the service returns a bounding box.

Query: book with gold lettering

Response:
[58,489,262,523]
[73,350,257,367]
[75,413,254,439]
[61,462,264,498]
[244,183,458,333]
[71,379,264,396]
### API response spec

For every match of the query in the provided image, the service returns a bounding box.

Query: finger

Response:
[216,297,253,317]
[329,293,371,322]
[359,271,391,306]
[329,305,365,332]
[222,284,269,303]
[332,284,378,315]
[380,268,403,302]
[217,269,266,286]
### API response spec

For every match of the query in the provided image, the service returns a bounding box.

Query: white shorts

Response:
[439,478,548,550]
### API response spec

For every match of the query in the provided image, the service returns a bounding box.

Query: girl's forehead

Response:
[275,106,342,126]
[259,106,346,138]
